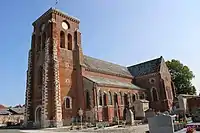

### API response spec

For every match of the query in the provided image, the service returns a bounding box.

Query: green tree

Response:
[166,59,196,95]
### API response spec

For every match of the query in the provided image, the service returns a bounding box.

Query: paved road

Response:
[0,129,22,133]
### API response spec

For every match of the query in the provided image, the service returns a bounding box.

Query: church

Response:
[24,8,176,128]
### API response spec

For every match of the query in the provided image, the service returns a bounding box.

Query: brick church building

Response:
[24,8,176,127]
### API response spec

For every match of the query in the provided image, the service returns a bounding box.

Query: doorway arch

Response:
[35,105,42,127]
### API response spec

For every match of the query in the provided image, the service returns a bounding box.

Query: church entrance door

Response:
[35,106,42,128]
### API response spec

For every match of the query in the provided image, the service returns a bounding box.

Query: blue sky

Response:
[0,0,199,106]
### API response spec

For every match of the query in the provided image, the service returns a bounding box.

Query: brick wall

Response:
[187,97,200,113]
[133,60,174,111]
[0,115,24,124]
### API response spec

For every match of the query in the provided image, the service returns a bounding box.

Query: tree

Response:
[166,59,196,95]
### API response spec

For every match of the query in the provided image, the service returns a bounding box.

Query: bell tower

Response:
[24,8,84,128]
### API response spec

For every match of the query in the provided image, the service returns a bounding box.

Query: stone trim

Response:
[32,8,80,26]
[24,50,32,124]
[52,9,80,23]
[52,39,63,127]
[41,38,50,127]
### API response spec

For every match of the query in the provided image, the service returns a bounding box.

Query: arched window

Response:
[86,91,90,109]
[120,92,123,105]
[67,34,72,50]
[151,88,158,101]
[65,96,72,109]
[124,94,128,106]
[37,35,41,51]
[108,92,112,105]
[60,31,65,48]
[38,66,43,85]
[114,93,118,106]
[99,91,102,106]
[103,93,107,106]
[132,94,136,102]
[42,32,46,49]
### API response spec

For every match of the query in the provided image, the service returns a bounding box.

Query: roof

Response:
[83,55,132,78]
[84,75,144,90]
[8,107,24,114]
[0,109,10,115]
[0,104,6,109]
[127,56,163,77]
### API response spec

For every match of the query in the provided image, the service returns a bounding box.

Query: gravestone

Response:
[133,99,149,119]
[148,115,174,133]
[126,109,134,125]
[145,108,156,122]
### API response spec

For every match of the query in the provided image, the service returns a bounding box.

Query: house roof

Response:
[0,104,6,109]
[84,75,144,90]
[8,107,25,114]
[0,109,10,115]
[83,55,132,78]
[127,56,163,77]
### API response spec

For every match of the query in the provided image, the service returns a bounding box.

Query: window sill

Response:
[65,108,72,110]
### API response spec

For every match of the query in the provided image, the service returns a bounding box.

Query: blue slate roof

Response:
[84,75,144,90]
[127,56,163,77]
[83,55,164,78]
[83,55,132,77]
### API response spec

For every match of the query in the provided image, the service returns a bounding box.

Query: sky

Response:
[0,0,200,106]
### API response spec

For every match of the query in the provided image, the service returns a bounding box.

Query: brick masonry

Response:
[24,8,175,127]
[41,37,50,127]
[52,38,63,127]
[24,50,32,124]
[187,97,200,112]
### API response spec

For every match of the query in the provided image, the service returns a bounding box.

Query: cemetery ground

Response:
[0,124,149,133]
[1,123,200,133]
